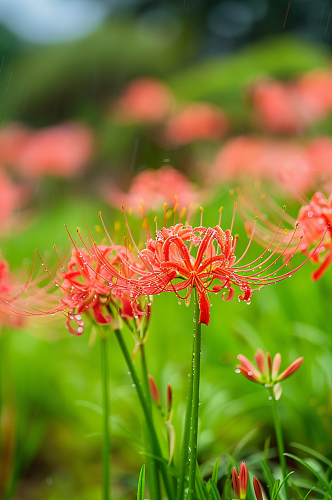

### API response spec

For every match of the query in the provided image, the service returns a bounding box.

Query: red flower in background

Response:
[114,78,174,123]
[0,169,25,231]
[102,166,203,213]
[163,103,228,146]
[0,122,94,178]
[297,192,332,281]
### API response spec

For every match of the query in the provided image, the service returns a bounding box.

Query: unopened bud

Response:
[167,384,173,413]
[148,375,160,405]
[253,477,263,500]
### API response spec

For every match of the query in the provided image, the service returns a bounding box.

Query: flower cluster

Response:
[0,203,320,334]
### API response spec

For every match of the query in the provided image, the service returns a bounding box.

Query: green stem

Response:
[140,344,162,500]
[177,328,195,500]
[100,336,111,500]
[114,329,175,500]
[269,388,290,500]
[188,289,202,500]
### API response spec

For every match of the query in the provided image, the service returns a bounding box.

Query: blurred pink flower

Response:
[296,68,332,121]
[114,78,174,123]
[212,136,312,195]
[102,166,202,213]
[0,123,32,165]
[0,169,25,229]
[11,122,94,178]
[250,79,313,133]
[0,253,25,328]
[163,103,228,146]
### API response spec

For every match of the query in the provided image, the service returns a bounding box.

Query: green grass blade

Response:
[284,454,332,495]
[302,487,315,500]
[195,461,209,500]
[290,443,332,469]
[272,472,294,500]
[260,460,275,493]
[212,458,220,485]
[208,480,221,500]
[137,465,146,500]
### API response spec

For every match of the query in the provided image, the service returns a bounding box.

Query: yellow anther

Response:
[163,202,167,211]
[261,193,266,200]
[154,216,158,223]
[285,229,288,235]
[179,207,186,218]
[138,205,143,215]
[128,207,133,215]
[98,210,101,217]
[173,203,178,213]
[189,202,194,210]
[95,225,102,234]
[283,205,286,211]
[234,202,237,208]
[255,216,258,220]
[140,198,145,205]
[200,206,204,212]
[174,194,178,201]
[166,209,172,219]
[218,206,223,213]
[114,221,121,232]
[229,188,235,196]
[142,217,149,229]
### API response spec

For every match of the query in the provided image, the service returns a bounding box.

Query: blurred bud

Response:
[253,478,263,500]
[148,375,160,405]
[167,384,173,414]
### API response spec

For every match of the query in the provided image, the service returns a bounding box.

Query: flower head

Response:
[113,78,173,123]
[237,349,303,399]
[163,103,228,146]
[232,462,248,499]
[253,477,264,500]
[297,192,332,281]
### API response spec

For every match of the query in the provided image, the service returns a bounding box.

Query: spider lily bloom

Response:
[163,103,228,146]
[113,77,173,124]
[100,205,324,326]
[297,192,332,281]
[232,462,248,499]
[237,349,303,399]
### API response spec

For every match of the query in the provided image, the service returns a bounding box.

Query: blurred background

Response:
[1,0,332,499]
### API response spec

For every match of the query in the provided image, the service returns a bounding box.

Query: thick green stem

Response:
[177,328,195,500]
[114,329,175,500]
[187,289,202,500]
[100,336,111,500]
[140,344,162,500]
[269,388,290,500]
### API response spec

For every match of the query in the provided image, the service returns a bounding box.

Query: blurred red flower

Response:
[114,78,173,123]
[163,103,228,145]
[102,166,203,213]
[297,192,332,281]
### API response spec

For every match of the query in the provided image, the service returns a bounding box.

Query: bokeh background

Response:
[1,1,332,499]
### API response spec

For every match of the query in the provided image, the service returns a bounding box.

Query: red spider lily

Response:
[92,203,326,326]
[237,349,303,399]
[232,462,248,499]
[297,192,332,280]
[0,234,149,336]
[253,477,264,500]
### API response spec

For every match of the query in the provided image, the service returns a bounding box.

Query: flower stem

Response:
[188,289,202,500]
[269,388,290,500]
[140,344,162,500]
[114,329,175,500]
[100,336,111,500]
[177,328,195,500]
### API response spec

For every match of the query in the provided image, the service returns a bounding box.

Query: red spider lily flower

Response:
[0,235,148,336]
[93,203,324,326]
[297,192,332,281]
[0,253,26,329]
[113,78,173,124]
[253,477,264,500]
[101,166,203,214]
[163,103,228,146]
[13,122,94,178]
[236,349,303,399]
[232,462,248,499]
